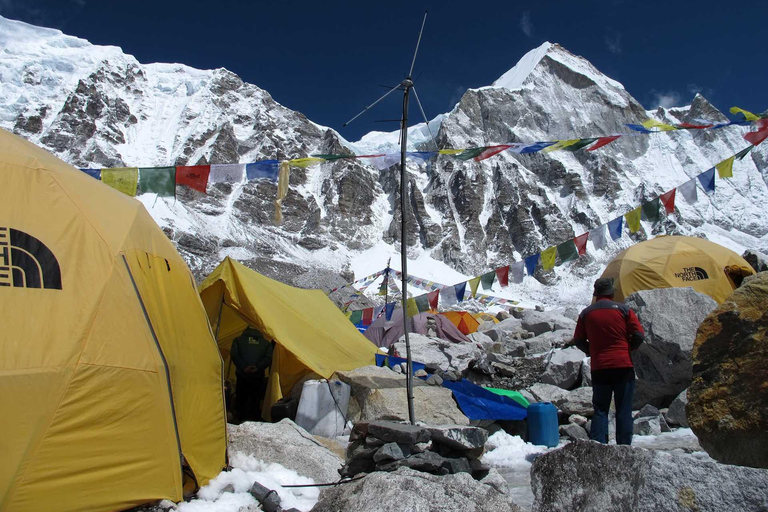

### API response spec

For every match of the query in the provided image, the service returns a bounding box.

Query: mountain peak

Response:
[491,42,553,90]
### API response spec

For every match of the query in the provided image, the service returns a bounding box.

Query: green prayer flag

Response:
[139,167,176,197]
[562,138,598,151]
[311,154,349,161]
[556,240,579,264]
[415,294,430,313]
[101,167,138,196]
[480,271,496,290]
[469,276,481,297]
[349,310,363,324]
[735,146,754,160]
[541,246,557,270]
[454,147,486,161]
[625,207,642,233]
[641,198,661,223]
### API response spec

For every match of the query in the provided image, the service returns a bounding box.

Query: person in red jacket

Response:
[571,277,645,445]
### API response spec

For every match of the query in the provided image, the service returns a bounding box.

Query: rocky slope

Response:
[2,16,766,306]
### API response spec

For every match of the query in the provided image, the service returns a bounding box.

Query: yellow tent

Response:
[0,129,227,512]
[601,235,755,303]
[472,312,500,325]
[199,258,378,419]
[440,311,481,334]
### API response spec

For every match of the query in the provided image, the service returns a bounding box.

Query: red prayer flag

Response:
[495,266,510,287]
[427,290,439,310]
[361,307,373,326]
[677,122,713,129]
[586,135,621,151]
[745,120,768,146]
[659,189,676,214]
[474,145,513,162]
[573,233,589,256]
[176,165,211,193]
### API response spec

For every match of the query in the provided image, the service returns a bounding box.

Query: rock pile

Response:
[340,421,494,481]
[688,271,768,469]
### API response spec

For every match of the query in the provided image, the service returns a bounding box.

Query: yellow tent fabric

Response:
[0,129,226,512]
[472,312,500,325]
[440,311,481,335]
[601,235,755,303]
[199,258,377,419]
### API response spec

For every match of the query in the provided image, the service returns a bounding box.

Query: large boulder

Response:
[312,467,521,512]
[742,249,768,272]
[393,334,482,373]
[227,419,343,483]
[334,365,426,396]
[624,288,718,408]
[539,347,584,389]
[361,386,470,426]
[553,386,593,416]
[526,383,570,404]
[531,441,768,512]
[688,271,768,468]
[665,389,688,427]
[518,309,576,336]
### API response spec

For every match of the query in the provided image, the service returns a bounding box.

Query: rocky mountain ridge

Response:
[2,16,766,307]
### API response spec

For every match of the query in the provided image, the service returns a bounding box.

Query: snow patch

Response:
[490,42,552,91]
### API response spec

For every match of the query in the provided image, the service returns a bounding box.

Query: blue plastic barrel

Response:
[527,402,559,447]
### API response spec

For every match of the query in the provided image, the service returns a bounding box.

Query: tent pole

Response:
[400,77,416,425]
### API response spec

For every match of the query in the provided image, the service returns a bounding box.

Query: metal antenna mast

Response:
[342,10,429,425]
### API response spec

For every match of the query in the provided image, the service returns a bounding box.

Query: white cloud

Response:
[605,32,622,55]
[649,90,682,109]
[520,11,533,38]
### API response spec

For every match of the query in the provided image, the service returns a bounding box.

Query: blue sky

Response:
[2,0,766,141]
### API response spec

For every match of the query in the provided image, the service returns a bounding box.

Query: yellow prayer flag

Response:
[469,276,481,298]
[274,162,291,224]
[101,167,138,196]
[730,107,759,121]
[543,139,580,153]
[288,157,325,168]
[438,149,464,155]
[625,207,642,233]
[641,119,676,131]
[716,156,735,178]
[541,246,557,270]
[406,297,419,318]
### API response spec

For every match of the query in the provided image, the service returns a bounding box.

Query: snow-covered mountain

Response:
[2,16,766,308]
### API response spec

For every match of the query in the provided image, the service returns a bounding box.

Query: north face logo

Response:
[674,266,709,282]
[0,227,62,289]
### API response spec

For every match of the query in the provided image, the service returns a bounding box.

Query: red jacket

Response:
[573,298,645,370]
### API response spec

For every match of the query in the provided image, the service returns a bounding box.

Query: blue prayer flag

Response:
[525,254,539,276]
[519,141,555,154]
[80,168,101,179]
[246,160,279,181]
[607,217,623,240]
[454,282,467,302]
[407,151,437,162]
[698,167,716,193]
[385,302,396,321]
[625,124,653,134]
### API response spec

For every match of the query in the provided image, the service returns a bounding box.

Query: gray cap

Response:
[593,277,615,296]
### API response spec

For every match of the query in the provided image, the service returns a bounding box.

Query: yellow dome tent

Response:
[472,312,500,325]
[440,311,481,334]
[0,129,226,512]
[601,235,755,303]
[199,258,377,419]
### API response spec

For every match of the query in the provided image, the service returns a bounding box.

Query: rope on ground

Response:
[281,474,366,488]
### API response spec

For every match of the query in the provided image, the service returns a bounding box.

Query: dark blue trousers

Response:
[590,368,635,445]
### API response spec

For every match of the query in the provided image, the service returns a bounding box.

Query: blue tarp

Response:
[441,379,528,421]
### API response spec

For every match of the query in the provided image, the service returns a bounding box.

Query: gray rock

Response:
[373,442,406,462]
[743,249,768,272]
[227,419,342,483]
[377,450,448,473]
[365,436,386,448]
[624,288,717,408]
[505,338,527,357]
[313,467,522,512]
[441,457,472,475]
[334,365,425,397]
[415,369,428,377]
[636,404,660,418]
[553,387,593,416]
[568,414,588,428]
[524,338,553,355]
[412,441,432,453]
[468,331,494,346]
[221,483,235,493]
[539,347,584,389]
[531,441,768,512]
[249,480,281,512]
[659,414,671,433]
[580,357,592,386]
[519,310,577,336]
[427,374,444,386]
[394,334,482,373]
[355,385,470,426]
[367,421,431,445]
[444,370,462,382]
[428,425,489,451]
[520,389,537,405]
[480,467,510,495]
[559,423,589,441]
[527,383,569,404]
[666,389,688,427]
[633,416,661,436]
